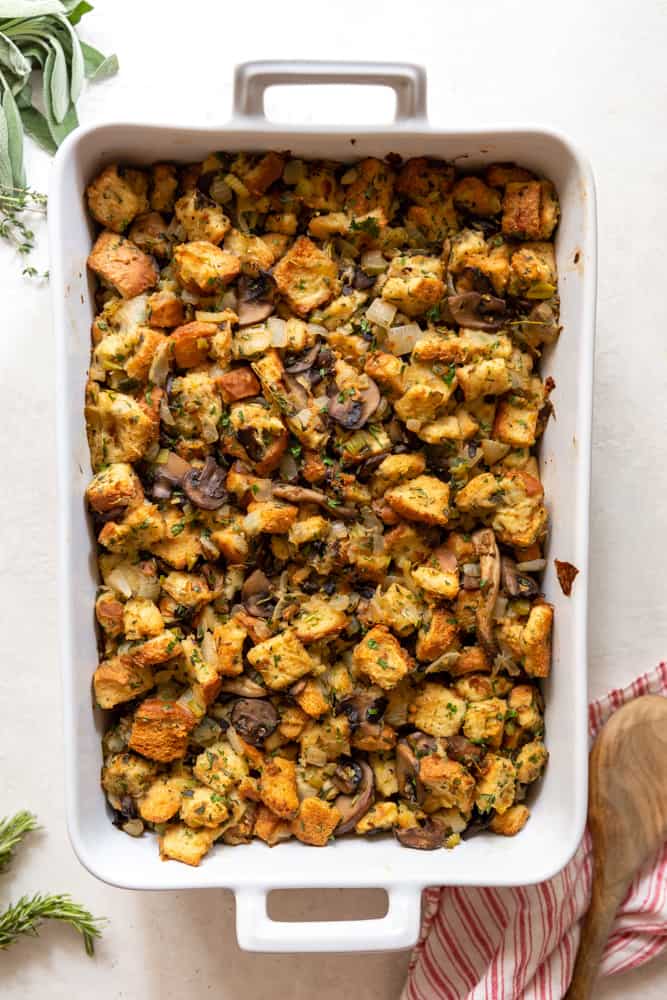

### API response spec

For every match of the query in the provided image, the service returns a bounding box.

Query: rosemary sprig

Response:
[0,892,105,955]
[0,810,39,871]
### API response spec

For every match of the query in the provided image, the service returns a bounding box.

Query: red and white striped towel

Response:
[403,664,667,1000]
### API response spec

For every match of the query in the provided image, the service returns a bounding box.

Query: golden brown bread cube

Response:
[462,698,507,749]
[180,786,230,829]
[87,231,158,299]
[259,757,299,820]
[416,609,459,662]
[212,619,247,677]
[451,176,502,216]
[93,655,154,709]
[247,629,314,690]
[158,822,220,865]
[150,163,178,212]
[122,597,164,640]
[254,804,293,846]
[353,625,412,691]
[193,740,248,794]
[139,775,187,824]
[174,190,231,245]
[173,240,241,294]
[272,236,339,316]
[489,804,530,836]
[146,289,185,328]
[128,698,196,762]
[102,752,158,800]
[127,212,171,258]
[86,165,148,232]
[381,254,444,317]
[85,463,144,515]
[409,682,466,737]
[291,797,341,846]
[385,474,450,526]
[502,181,559,240]
[419,755,476,813]
[475,753,516,815]
[515,740,549,783]
[521,604,553,677]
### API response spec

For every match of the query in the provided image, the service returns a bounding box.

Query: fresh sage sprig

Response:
[0,1,118,272]
[0,810,105,955]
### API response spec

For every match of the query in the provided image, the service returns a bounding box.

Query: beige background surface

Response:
[1,0,667,996]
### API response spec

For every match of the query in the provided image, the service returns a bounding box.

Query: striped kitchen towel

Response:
[403,663,667,1000]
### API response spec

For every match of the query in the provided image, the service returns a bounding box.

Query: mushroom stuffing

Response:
[84,152,558,866]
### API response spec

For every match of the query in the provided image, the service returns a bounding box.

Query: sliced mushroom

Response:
[446,292,506,331]
[284,343,320,374]
[332,759,363,795]
[230,698,279,746]
[182,457,228,510]
[395,819,446,850]
[445,734,485,768]
[152,451,192,499]
[335,760,374,835]
[337,692,387,743]
[472,527,500,657]
[500,555,540,598]
[219,676,267,698]
[237,272,276,327]
[328,377,380,430]
[461,810,494,840]
[272,483,357,520]
[396,739,422,803]
[241,569,274,619]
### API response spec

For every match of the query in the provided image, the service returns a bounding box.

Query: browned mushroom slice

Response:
[241,569,274,619]
[395,819,446,850]
[500,555,540,598]
[446,292,506,331]
[335,760,374,835]
[445,734,485,767]
[337,692,387,742]
[237,272,276,327]
[328,377,380,430]
[182,456,228,510]
[332,759,363,795]
[396,739,421,803]
[152,451,192,499]
[219,676,267,698]
[472,527,500,657]
[230,698,279,746]
[284,343,320,374]
[272,484,357,520]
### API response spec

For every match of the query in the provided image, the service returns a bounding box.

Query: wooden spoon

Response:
[566,695,667,999]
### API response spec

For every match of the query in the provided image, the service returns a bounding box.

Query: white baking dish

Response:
[50,61,596,953]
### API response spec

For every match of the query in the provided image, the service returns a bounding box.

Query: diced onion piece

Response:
[177,686,206,720]
[149,338,172,387]
[307,323,327,338]
[159,394,175,426]
[361,249,388,275]
[180,290,200,305]
[329,593,350,611]
[304,747,328,766]
[493,596,508,620]
[462,562,481,577]
[224,172,250,198]
[425,650,461,674]
[243,510,262,536]
[330,521,348,539]
[279,451,298,481]
[294,407,312,429]
[224,567,245,601]
[200,534,220,560]
[480,439,511,465]
[515,558,547,572]
[209,174,233,205]
[106,567,133,599]
[384,322,422,356]
[267,316,287,347]
[226,724,245,755]
[365,298,396,327]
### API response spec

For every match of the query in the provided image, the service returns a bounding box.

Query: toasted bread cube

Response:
[174,190,230,245]
[493,399,539,447]
[353,625,412,691]
[300,715,351,762]
[385,475,450,526]
[416,609,459,662]
[139,775,189,823]
[475,753,516,815]
[244,500,298,536]
[193,739,248,793]
[456,470,547,548]
[170,321,218,368]
[129,698,196,762]
[502,180,558,240]
[369,752,399,797]
[409,682,466,737]
[85,383,158,470]
[278,704,309,741]
[463,698,507,749]
[216,366,260,403]
[371,454,426,494]
[412,549,459,600]
[95,589,124,636]
[356,801,398,834]
[254,804,293,845]
[86,165,147,232]
[86,463,144,515]
[210,516,249,564]
[98,502,165,554]
[449,646,490,677]
[419,756,475,813]
[396,157,454,203]
[102,752,158,800]
[88,231,158,299]
[293,678,329,718]
[150,507,201,571]
[364,351,405,396]
[241,151,284,195]
[489,804,530,836]
[457,359,512,401]
[150,163,178,212]
[127,211,171,258]
[173,240,241,294]
[259,757,299,820]
[146,289,185,328]
[123,597,164,640]
[368,582,423,637]
[161,571,214,610]
[288,516,329,547]
[291,797,341,846]
[344,157,395,216]
[93,655,154,709]
[486,163,535,188]
[452,177,501,216]
[394,384,447,425]
[180,786,229,828]
[273,236,339,316]
[212,619,247,677]
[515,740,548,783]
[247,630,314,691]
[381,254,444,317]
[453,674,494,703]
[448,228,488,273]
[293,597,347,643]
[130,631,182,667]
[508,241,557,298]
[158,822,219,865]
[521,604,553,677]
[181,638,221,705]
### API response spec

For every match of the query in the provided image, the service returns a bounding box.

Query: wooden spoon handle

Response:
[565,878,629,1000]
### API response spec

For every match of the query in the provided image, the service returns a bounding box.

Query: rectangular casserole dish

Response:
[50,61,596,953]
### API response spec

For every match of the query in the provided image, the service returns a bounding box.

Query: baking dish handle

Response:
[235,885,422,952]
[232,60,427,125]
